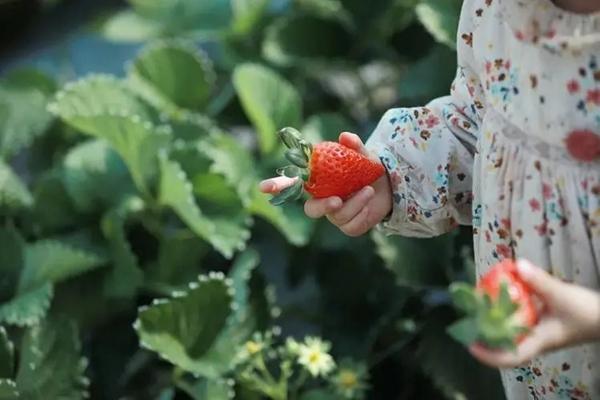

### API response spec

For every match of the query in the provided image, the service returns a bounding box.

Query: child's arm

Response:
[262,0,483,237]
[469,260,600,368]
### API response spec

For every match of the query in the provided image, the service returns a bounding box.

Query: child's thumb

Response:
[516,259,564,303]
[339,132,381,163]
[339,132,369,156]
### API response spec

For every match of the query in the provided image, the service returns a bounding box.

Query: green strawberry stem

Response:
[447,282,529,350]
[269,127,313,206]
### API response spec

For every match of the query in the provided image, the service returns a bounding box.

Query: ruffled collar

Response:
[501,0,600,53]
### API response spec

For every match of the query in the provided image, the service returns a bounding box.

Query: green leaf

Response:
[28,172,78,233]
[295,0,354,27]
[129,41,215,112]
[186,379,233,400]
[101,198,144,299]
[102,10,162,42]
[146,233,209,291]
[263,15,353,67]
[0,160,33,214]
[418,312,504,400]
[300,389,339,400]
[0,228,24,302]
[16,317,89,399]
[248,188,313,246]
[170,112,215,142]
[49,75,171,194]
[231,0,269,35]
[197,132,256,204]
[371,231,451,287]
[398,45,457,102]
[128,0,233,36]
[159,154,249,259]
[0,380,18,399]
[2,68,56,95]
[18,237,109,293]
[415,0,461,49]
[190,250,268,378]
[62,139,135,212]
[269,179,304,205]
[449,282,478,314]
[233,64,302,154]
[134,275,233,377]
[446,317,478,346]
[0,84,54,159]
[0,328,14,379]
[0,284,53,327]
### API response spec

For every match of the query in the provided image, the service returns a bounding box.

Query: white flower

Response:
[297,337,335,377]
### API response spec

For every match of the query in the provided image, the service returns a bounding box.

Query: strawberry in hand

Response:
[448,259,539,350]
[269,127,385,205]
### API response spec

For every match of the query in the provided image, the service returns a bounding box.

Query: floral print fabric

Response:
[366,0,600,398]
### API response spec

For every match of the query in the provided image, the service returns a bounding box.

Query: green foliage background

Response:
[0,0,505,399]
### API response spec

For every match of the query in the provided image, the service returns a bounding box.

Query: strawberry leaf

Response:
[15,317,89,400]
[0,380,18,399]
[415,0,461,49]
[269,179,304,206]
[449,282,478,314]
[0,284,53,327]
[101,198,144,299]
[0,82,54,159]
[231,0,269,36]
[262,15,353,67]
[285,148,309,168]
[49,75,171,195]
[0,328,14,379]
[446,318,478,346]
[233,64,302,154]
[0,160,33,214]
[62,139,136,213]
[0,227,24,302]
[159,153,250,259]
[135,275,233,377]
[18,237,109,293]
[128,40,215,112]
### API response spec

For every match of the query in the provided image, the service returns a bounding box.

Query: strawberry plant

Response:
[0,0,506,399]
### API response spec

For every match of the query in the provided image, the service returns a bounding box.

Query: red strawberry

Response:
[269,127,385,205]
[448,259,539,349]
[305,141,385,199]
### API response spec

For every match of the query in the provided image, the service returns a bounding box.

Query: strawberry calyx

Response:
[447,281,531,350]
[269,127,313,206]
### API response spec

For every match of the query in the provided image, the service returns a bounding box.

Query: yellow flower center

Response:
[339,370,358,388]
[308,351,321,364]
[245,341,261,355]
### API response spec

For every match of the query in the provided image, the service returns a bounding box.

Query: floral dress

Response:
[365,0,600,398]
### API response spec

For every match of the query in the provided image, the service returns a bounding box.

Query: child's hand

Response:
[259,132,393,237]
[469,259,600,368]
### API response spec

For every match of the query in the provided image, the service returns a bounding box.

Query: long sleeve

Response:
[366,0,485,238]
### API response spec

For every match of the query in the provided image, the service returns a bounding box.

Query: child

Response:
[260,0,600,398]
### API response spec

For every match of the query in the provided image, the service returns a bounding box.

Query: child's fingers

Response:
[304,197,343,219]
[516,259,566,304]
[259,176,298,194]
[339,132,382,164]
[468,319,566,369]
[327,186,374,226]
[468,343,524,368]
[339,206,371,237]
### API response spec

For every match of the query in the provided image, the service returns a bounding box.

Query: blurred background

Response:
[0,1,505,399]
